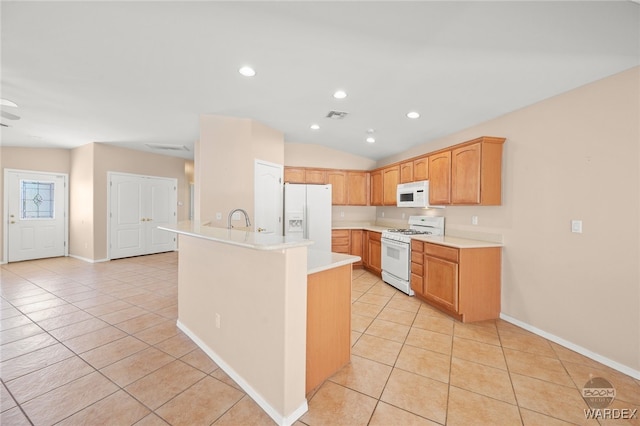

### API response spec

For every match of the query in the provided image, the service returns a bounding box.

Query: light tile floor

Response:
[1,253,638,425]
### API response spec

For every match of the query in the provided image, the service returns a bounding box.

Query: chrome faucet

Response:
[227,208,251,229]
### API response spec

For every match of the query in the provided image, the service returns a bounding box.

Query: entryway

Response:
[4,169,68,262]
[108,172,177,259]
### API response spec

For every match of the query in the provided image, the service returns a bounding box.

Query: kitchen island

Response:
[158,222,358,426]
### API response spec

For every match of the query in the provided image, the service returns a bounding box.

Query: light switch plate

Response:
[571,220,583,233]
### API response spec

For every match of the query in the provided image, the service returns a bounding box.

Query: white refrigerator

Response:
[283,183,332,252]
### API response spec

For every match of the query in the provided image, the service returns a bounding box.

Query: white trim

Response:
[3,169,69,264]
[68,254,109,264]
[177,320,308,426]
[500,313,640,380]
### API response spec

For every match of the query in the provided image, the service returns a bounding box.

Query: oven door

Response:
[381,238,410,281]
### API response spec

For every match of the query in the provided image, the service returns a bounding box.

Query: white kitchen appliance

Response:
[283,183,332,252]
[381,216,445,295]
[396,180,443,208]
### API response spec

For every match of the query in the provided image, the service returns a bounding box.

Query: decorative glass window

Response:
[21,180,55,219]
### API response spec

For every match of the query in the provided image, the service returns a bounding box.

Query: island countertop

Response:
[307,249,360,275]
[159,221,314,251]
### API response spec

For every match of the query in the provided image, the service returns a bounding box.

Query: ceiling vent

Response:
[326,110,349,120]
[145,143,190,151]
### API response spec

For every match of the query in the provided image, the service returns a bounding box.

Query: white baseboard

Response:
[500,313,640,380]
[176,320,308,426]
[68,255,109,264]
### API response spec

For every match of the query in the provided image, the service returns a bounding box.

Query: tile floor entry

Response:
[1,253,638,425]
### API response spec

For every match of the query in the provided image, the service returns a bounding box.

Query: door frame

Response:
[2,168,69,264]
[106,171,178,260]
[254,159,283,234]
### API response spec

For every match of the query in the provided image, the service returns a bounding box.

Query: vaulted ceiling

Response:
[1,1,639,160]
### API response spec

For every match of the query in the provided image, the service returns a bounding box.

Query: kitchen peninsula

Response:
[158,222,359,426]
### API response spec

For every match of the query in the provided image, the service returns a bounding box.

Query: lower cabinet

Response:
[364,231,382,276]
[331,229,363,268]
[411,240,501,322]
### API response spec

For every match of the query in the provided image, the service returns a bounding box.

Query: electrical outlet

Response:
[381,212,385,218]
[340,211,345,218]
[472,215,478,225]
[215,313,221,329]
[216,212,222,220]
[571,220,583,233]
[402,213,406,219]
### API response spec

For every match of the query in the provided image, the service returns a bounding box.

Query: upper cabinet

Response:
[413,156,429,181]
[326,170,347,205]
[283,167,305,184]
[305,169,326,184]
[451,137,504,205]
[400,161,414,183]
[382,166,399,206]
[346,171,368,206]
[429,151,452,205]
[370,169,383,206]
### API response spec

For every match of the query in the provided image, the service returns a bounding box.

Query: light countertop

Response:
[159,221,314,251]
[331,222,503,249]
[307,249,360,275]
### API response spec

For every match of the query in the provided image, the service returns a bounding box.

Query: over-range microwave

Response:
[396,180,443,208]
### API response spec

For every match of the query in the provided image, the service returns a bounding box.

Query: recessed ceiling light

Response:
[366,137,375,144]
[238,66,256,77]
[333,90,347,99]
[310,124,320,130]
[1,99,18,108]
[407,111,420,119]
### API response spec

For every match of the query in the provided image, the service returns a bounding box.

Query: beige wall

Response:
[177,235,308,422]
[0,147,72,261]
[378,67,640,373]
[284,142,377,170]
[197,115,284,227]
[69,144,95,260]
[91,143,190,260]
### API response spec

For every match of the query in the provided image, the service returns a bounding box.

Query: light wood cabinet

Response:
[350,229,364,267]
[429,151,452,205]
[451,137,505,205]
[327,170,347,205]
[370,170,383,206]
[346,172,368,206]
[413,156,429,181]
[400,161,414,183]
[305,169,326,184]
[411,240,501,323]
[364,231,382,276]
[331,229,350,254]
[382,166,399,206]
[284,167,305,183]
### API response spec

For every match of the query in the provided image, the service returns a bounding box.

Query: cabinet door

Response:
[400,161,414,183]
[368,239,382,275]
[370,170,383,206]
[451,142,481,204]
[350,229,363,266]
[424,254,458,312]
[382,166,399,206]
[305,169,326,184]
[429,151,451,205]
[327,171,347,205]
[284,167,305,183]
[413,157,429,181]
[346,172,368,206]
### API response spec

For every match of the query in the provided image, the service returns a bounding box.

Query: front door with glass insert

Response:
[7,171,67,262]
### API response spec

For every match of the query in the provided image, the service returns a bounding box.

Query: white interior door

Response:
[254,160,283,235]
[109,173,177,259]
[6,171,67,262]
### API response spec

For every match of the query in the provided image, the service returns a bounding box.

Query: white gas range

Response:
[381,216,445,295]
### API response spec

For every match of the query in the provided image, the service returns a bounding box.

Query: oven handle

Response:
[381,238,410,249]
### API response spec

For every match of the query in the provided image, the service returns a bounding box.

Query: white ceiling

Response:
[1,1,639,161]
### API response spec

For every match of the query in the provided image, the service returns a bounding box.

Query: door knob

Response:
[257,227,266,232]
[10,221,16,224]
[10,214,15,218]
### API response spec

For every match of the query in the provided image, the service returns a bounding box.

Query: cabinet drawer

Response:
[332,230,350,238]
[411,261,423,276]
[332,237,349,247]
[425,243,459,263]
[332,244,350,254]
[411,241,424,253]
[411,251,423,265]
[367,231,381,242]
